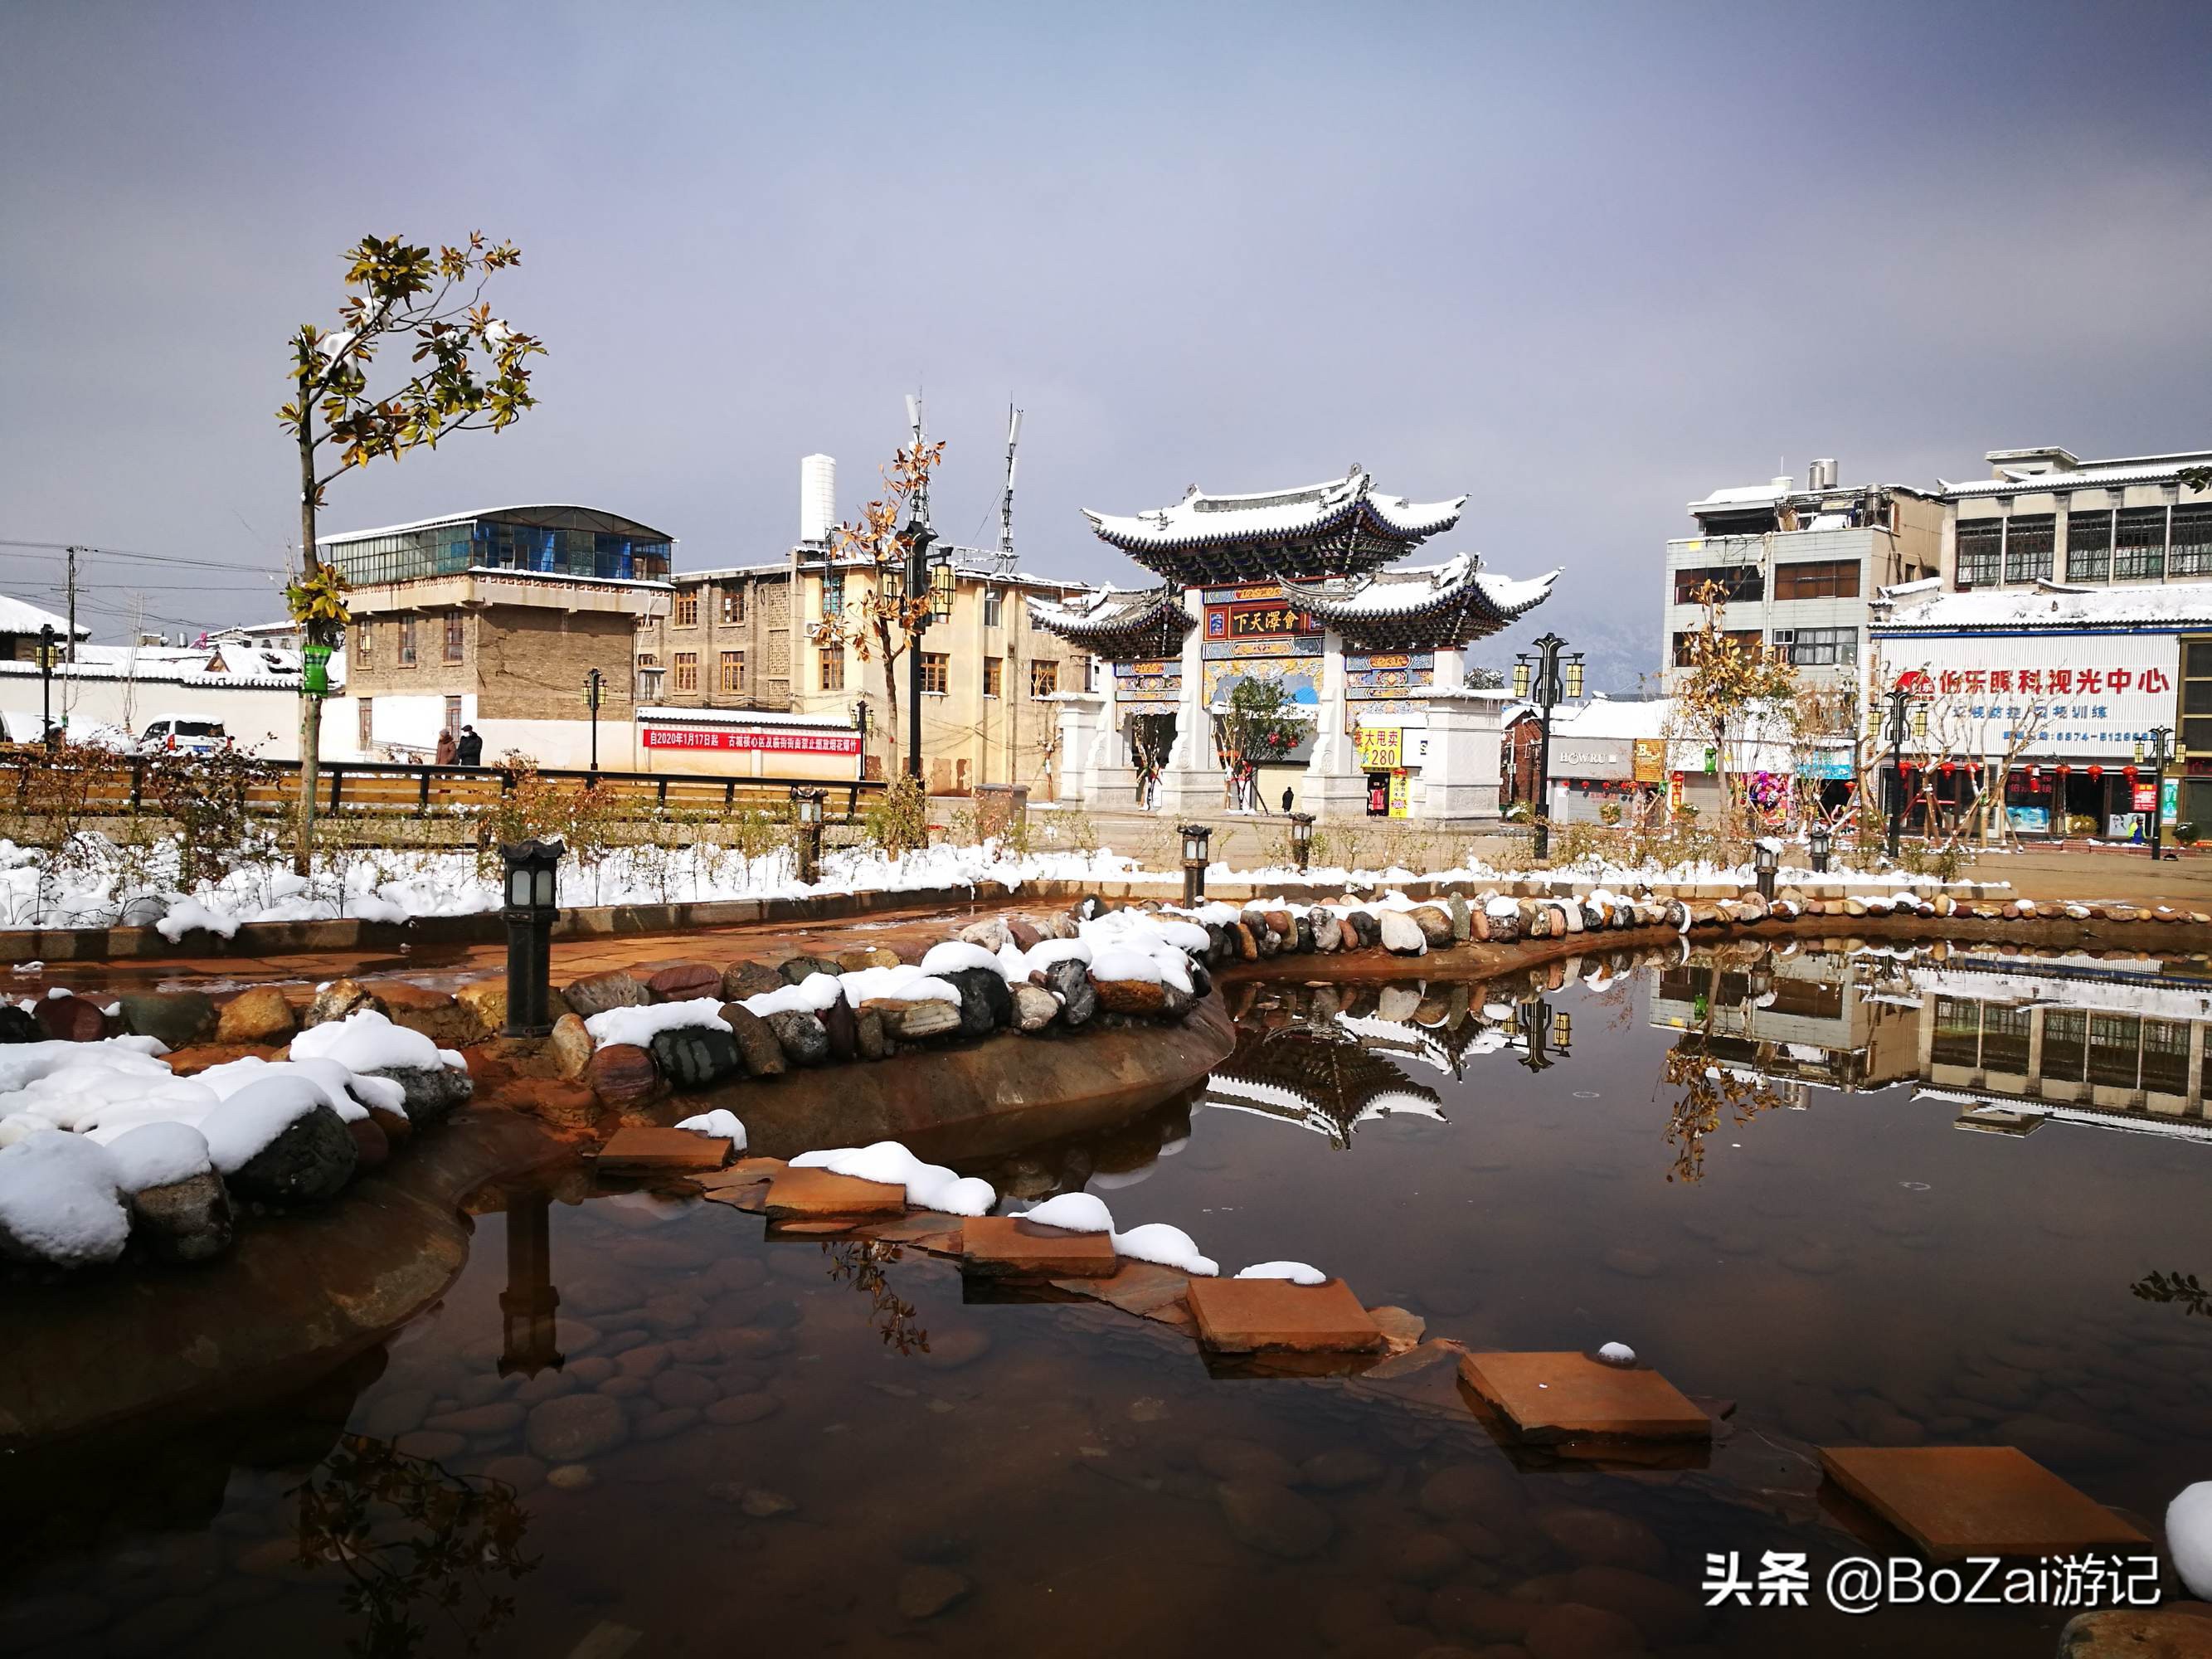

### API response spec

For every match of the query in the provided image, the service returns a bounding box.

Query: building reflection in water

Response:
[1644,942,2212,1144]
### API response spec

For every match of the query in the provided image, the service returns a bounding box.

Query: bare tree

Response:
[1665,581,1801,852]
[276,233,545,872]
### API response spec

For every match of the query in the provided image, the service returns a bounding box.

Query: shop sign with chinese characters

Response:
[1878,632,2181,758]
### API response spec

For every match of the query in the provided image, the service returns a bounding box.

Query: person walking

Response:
[1281,786,1295,815]
[455,725,484,766]
[434,727,458,766]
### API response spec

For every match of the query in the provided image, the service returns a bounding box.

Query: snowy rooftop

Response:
[1943,449,2212,499]
[1873,578,2212,632]
[1277,553,1558,647]
[0,594,88,639]
[1543,695,1674,742]
[1085,468,1464,577]
[0,652,330,692]
[1026,585,1194,647]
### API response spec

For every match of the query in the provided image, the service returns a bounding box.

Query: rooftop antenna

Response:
[904,392,931,527]
[996,404,1023,573]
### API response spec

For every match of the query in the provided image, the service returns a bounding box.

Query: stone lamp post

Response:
[791,786,828,884]
[1288,810,1315,872]
[500,837,565,1038]
[1179,823,1213,905]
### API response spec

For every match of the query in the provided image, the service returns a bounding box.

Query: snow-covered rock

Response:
[0,1131,129,1267]
[1236,1260,1326,1285]
[788,1140,995,1217]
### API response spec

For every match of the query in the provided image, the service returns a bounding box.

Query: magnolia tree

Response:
[277,233,544,870]
[807,440,946,780]
[1666,581,1801,846]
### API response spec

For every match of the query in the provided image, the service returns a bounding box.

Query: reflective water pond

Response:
[5,939,2210,1657]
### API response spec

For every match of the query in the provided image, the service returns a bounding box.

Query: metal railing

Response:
[28,758,882,820]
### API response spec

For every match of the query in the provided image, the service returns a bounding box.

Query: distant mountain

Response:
[1468,599,1662,698]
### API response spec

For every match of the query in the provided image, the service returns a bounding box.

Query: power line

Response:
[0,537,284,575]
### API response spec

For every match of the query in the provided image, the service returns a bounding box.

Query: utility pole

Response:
[65,546,79,665]
[1883,684,1913,861]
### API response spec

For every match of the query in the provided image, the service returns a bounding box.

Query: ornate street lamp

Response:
[499,838,565,1037]
[1512,632,1582,863]
[851,696,871,779]
[1179,822,1213,905]
[37,624,57,751]
[1753,838,1780,902]
[1288,810,1315,873]
[1808,819,1832,873]
[1881,683,1917,861]
[901,509,941,784]
[790,786,828,883]
[583,667,605,776]
[2136,727,2174,860]
[1514,994,1573,1073]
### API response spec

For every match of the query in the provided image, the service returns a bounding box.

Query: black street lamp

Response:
[499,837,565,1037]
[901,510,939,783]
[1512,632,1582,863]
[1753,838,1780,902]
[2137,727,2174,860]
[1514,994,1573,1073]
[1808,819,1832,873]
[1881,684,1916,861]
[1288,810,1315,873]
[791,786,827,883]
[851,696,871,780]
[37,624,57,751]
[1179,822,1213,905]
[583,668,604,776]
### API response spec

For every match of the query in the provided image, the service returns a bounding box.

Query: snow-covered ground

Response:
[0,827,1977,942]
[0,835,1146,940]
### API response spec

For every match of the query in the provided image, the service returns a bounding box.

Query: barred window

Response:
[2169,504,2212,577]
[1955,520,2001,587]
[443,611,464,663]
[673,591,699,628]
[2184,638,2212,758]
[673,651,698,693]
[2065,505,2112,582]
[2002,515,2054,584]
[1773,559,1860,601]
[2043,1010,2088,1080]
[718,651,744,693]
[2113,508,2167,581]
[357,698,373,749]
[2088,1014,2142,1090]
[819,647,844,692]
[398,617,417,667]
[356,621,372,665]
[1778,626,1855,667]
[983,656,1003,698]
[1932,997,1980,1068]
[719,586,745,625]
[920,653,949,695]
[822,572,843,619]
[1981,1003,2031,1073]
[2144,1019,2191,1095]
[1029,659,1059,698]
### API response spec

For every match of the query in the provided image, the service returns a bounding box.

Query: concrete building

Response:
[0,594,86,665]
[638,551,1096,794]
[1660,462,1943,693]
[1939,445,2212,595]
[325,504,674,768]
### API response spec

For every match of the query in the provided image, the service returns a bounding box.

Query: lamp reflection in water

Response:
[1513,994,1573,1073]
[497,1187,562,1379]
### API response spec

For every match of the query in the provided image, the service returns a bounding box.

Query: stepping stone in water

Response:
[1185,1277,1384,1355]
[763,1166,907,1219]
[961,1216,1119,1278]
[596,1126,733,1172]
[1817,1445,2148,1564]
[1457,1351,1713,1443]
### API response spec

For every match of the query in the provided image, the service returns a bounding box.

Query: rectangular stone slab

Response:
[1457,1351,1713,1443]
[1185,1276,1384,1354]
[961,1215,1119,1277]
[763,1166,907,1219]
[596,1126,734,1172]
[1819,1446,2149,1564]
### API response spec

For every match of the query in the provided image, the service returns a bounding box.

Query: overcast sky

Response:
[4,1,2209,683]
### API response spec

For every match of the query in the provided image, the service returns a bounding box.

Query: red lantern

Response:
[2124,765,2137,779]
[2057,764,2070,776]
[1940,761,1956,776]
[2088,765,2103,778]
